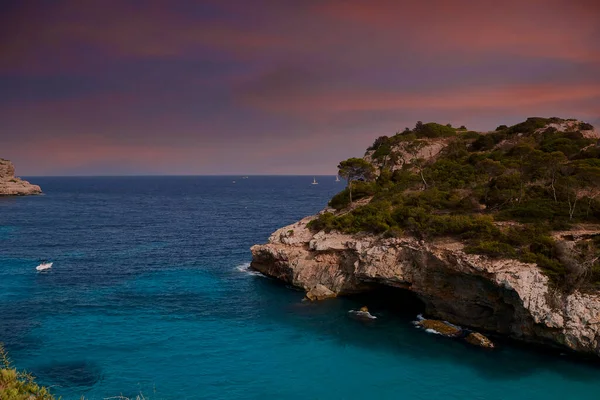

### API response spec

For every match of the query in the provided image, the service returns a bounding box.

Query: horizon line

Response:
[21,174,342,178]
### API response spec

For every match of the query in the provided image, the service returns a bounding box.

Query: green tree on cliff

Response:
[338,158,375,204]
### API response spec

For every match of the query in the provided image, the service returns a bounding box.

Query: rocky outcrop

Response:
[251,218,600,357]
[465,332,495,348]
[305,284,336,301]
[0,159,41,196]
[415,319,462,337]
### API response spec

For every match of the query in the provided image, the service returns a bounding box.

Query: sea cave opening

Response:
[346,283,426,317]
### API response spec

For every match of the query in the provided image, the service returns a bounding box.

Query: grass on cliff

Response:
[308,117,600,290]
[0,345,56,400]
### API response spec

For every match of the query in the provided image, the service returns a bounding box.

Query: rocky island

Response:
[0,159,41,196]
[251,117,600,357]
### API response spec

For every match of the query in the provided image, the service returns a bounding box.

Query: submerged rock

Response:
[415,319,462,337]
[305,284,336,301]
[465,332,495,349]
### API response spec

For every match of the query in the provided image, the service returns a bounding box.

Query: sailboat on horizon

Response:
[335,175,340,182]
[312,177,318,185]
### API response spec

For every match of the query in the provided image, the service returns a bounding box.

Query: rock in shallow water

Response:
[465,332,495,348]
[415,319,462,337]
[305,284,336,301]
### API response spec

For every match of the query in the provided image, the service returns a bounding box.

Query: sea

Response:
[1,176,600,400]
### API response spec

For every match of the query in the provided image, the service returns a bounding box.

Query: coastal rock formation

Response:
[0,159,41,196]
[251,219,600,356]
[251,117,600,357]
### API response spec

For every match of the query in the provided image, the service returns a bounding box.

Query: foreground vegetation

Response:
[309,118,600,290]
[0,345,56,400]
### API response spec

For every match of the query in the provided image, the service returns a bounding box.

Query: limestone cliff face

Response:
[0,159,42,196]
[251,217,600,357]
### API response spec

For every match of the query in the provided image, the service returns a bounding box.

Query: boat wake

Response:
[235,262,264,277]
[348,310,377,319]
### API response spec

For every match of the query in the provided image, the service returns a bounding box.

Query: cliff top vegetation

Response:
[309,117,600,291]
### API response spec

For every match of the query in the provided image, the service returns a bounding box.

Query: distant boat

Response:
[36,262,52,271]
[232,181,236,184]
[312,177,318,185]
[335,175,340,182]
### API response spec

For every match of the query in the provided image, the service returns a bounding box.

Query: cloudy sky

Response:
[1,0,599,175]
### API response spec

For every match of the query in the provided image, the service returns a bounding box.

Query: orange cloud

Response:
[240,82,600,114]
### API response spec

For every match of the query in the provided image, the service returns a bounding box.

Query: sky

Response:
[1,0,599,176]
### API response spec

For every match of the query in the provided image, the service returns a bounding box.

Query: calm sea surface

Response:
[1,176,600,399]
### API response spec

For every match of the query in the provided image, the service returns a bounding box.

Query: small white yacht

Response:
[311,177,318,185]
[36,262,53,271]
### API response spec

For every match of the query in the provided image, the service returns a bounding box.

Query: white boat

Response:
[36,262,53,271]
[335,175,340,182]
[312,177,318,185]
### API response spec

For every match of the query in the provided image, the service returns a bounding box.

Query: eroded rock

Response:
[250,215,600,357]
[305,284,336,301]
[415,319,462,337]
[465,332,495,348]
[0,159,41,196]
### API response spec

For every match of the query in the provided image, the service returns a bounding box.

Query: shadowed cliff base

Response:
[249,276,600,382]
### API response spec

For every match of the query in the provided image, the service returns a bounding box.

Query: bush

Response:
[505,117,552,135]
[461,131,481,140]
[425,159,477,190]
[500,199,563,222]
[416,122,457,138]
[328,181,378,210]
[0,345,56,400]
[471,132,506,151]
[465,241,517,258]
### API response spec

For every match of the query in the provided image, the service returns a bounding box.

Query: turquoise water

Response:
[1,176,600,399]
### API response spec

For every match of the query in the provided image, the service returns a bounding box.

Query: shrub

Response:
[307,212,336,232]
[460,131,481,140]
[500,199,563,222]
[328,181,378,210]
[0,344,56,400]
[465,241,517,258]
[505,117,552,135]
[416,122,456,138]
[471,132,506,151]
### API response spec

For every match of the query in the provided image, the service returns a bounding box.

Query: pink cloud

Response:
[240,82,600,115]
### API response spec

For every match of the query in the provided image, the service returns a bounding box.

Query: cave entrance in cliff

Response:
[348,284,426,317]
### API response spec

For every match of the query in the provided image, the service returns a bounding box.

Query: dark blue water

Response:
[1,176,600,399]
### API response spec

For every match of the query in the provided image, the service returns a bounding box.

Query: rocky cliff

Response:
[0,159,42,196]
[251,216,600,356]
[250,117,600,357]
